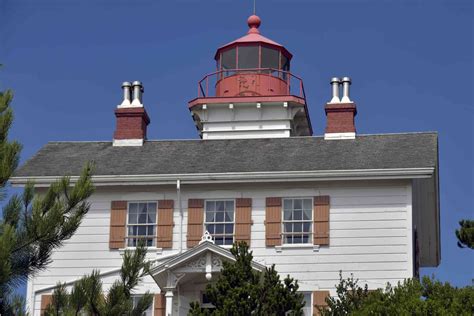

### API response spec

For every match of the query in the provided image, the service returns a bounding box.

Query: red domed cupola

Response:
[214,15,293,97]
[189,15,312,139]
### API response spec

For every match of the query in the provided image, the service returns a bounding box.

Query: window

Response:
[205,200,235,246]
[282,198,312,244]
[221,48,236,77]
[302,292,312,316]
[281,54,290,80]
[131,295,153,316]
[201,292,215,309]
[127,202,157,247]
[237,45,259,69]
[261,46,280,75]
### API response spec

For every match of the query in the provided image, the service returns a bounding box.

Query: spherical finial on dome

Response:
[248,14,261,28]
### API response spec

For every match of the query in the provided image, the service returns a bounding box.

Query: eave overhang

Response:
[10,167,435,187]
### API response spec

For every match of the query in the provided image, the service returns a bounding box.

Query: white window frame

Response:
[301,292,313,316]
[131,295,154,316]
[204,199,236,247]
[281,197,313,245]
[126,201,158,248]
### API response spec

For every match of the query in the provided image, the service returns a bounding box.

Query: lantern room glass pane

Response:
[281,54,290,80]
[221,48,236,77]
[261,46,280,76]
[238,45,259,69]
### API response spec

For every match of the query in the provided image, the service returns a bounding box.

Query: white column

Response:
[165,290,173,316]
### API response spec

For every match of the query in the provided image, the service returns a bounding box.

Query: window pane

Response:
[294,210,302,221]
[303,222,311,232]
[215,237,224,245]
[215,224,224,234]
[294,199,302,210]
[138,226,147,236]
[206,201,215,212]
[206,211,215,222]
[147,225,155,236]
[224,237,233,245]
[216,201,225,212]
[261,46,279,70]
[138,213,147,224]
[281,54,290,80]
[303,199,312,210]
[225,201,234,211]
[225,224,234,234]
[303,209,312,221]
[129,203,138,213]
[225,210,233,222]
[284,210,292,220]
[206,224,215,234]
[129,213,137,224]
[294,223,303,233]
[284,223,293,233]
[281,54,290,71]
[284,199,292,211]
[238,45,258,69]
[302,235,309,244]
[222,48,236,70]
[216,211,224,222]
[148,211,156,224]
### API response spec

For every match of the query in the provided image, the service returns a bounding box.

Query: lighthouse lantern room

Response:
[188,15,312,139]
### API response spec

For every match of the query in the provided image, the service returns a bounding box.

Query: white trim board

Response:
[11,168,435,187]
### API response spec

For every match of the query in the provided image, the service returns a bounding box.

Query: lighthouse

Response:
[188,15,312,139]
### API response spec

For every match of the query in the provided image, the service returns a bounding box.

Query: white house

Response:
[12,14,440,316]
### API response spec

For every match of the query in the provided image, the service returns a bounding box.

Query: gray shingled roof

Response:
[13,133,438,177]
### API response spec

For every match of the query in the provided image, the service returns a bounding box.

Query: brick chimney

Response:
[113,81,150,146]
[324,77,357,140]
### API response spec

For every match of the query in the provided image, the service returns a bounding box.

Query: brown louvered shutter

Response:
[154,293,166,316]
[235,198,252,245]
[40,294,52,315]
[187,199,204,248]
[314,196,330,246]
[157,200,174,248]
[109,201,127,249]
[265,197,282,247]
[312,290,330,315]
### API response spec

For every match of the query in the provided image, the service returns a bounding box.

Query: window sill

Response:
[118,247,163,255]
[275,244,320,253]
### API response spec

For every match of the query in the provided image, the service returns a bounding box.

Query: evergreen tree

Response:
[45,241,153,315]
[0,69,95,314]
[188,242,304,316]
[320,272,474,315]
[456,219,474,249]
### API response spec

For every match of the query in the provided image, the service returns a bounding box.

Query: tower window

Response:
[238,45,259,69]
[281,54,290,80]
[221,48,237,77]
[261,46,280,74]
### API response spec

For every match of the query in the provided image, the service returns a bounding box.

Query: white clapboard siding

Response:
[29,181,413,315]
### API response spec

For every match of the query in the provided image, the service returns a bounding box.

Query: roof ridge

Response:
[44,132,438,144]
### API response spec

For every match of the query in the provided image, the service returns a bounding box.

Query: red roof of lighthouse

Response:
[214,15,293,60]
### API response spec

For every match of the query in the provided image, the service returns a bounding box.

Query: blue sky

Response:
[1,0,472,295]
